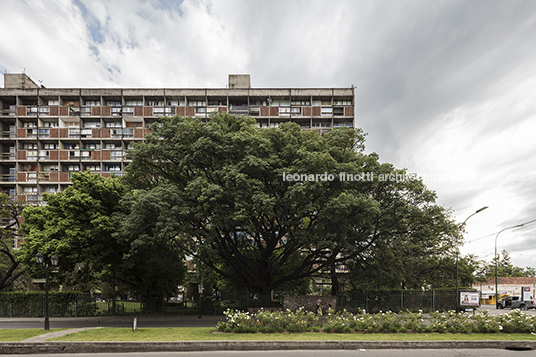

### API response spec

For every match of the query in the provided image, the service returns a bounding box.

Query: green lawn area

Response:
[44,328,536,342]
[0,329,66,342]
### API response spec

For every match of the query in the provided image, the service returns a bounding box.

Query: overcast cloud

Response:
[1,0,535,268]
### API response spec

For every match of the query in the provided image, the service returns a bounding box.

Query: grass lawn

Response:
[42,327,536,342]
[0,329,66,342]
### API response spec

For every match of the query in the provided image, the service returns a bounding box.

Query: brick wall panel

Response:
[345,106,354,116]
[134,129,144,138]
[312,107,321,116]
[49,106,59,116]
[91,107,101,116]
[17,195,26,202]
[218,106,227,113]
[60,173,69,182]
[101,173,111,178]
[49,151,59,160]
[185,107,195,116]
[17,151,26,160]
[59,151,68,160]
[303,107,312,116]
[60,129,68,138]
[260,107,269,116]
[102,107,111,116]
[143,107,153,116]
[59,107,68,116]
[49,128,59,138]
[17,173,26,182]
[134,106,143,116]
[102,129,111,138]
[91,151,101,160]
[92,128,101,138]
[176,107,185,116]
[270,107,278,116]
[49,172,59,182]
[17,129,26,138]
[101,151,111,160]
[17,107,26,116]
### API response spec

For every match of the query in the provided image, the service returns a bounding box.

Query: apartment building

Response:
[0,73,355,209]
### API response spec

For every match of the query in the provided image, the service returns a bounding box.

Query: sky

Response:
[1,0,535,269]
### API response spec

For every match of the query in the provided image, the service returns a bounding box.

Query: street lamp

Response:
[457,206,488,310]
[495,224,524,309]
[35,253,59,330]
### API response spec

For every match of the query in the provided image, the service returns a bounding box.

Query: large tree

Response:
[18,171,186,308]
[0,194,26,291]
[124,113,462,295]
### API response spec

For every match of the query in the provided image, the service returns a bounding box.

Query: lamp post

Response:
[457,206,488,310]
[35,253,59,330]
[495,224,524,309]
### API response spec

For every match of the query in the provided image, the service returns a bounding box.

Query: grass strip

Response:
[45,327,536,342]
[0,329,66,342]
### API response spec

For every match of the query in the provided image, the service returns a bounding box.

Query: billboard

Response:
[460,292,480,307]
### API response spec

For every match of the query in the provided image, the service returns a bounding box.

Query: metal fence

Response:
[0,290,458,317]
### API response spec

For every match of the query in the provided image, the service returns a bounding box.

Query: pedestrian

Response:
[316,296,322,315]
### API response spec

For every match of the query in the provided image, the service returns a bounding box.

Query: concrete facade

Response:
[0,74,355,242]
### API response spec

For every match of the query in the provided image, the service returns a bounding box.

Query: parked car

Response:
[497,295,536,309]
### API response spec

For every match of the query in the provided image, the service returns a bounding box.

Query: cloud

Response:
[2,0,536,268]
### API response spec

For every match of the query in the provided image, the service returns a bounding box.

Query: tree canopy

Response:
[18,171,186,306]
[124,112,463,294]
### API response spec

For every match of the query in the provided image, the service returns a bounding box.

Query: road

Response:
[1,350,535,357]
[0,315,223,329]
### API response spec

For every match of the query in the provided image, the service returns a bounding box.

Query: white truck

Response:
[497,295,536,309]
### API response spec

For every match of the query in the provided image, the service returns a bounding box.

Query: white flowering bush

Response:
[216,307,536,334]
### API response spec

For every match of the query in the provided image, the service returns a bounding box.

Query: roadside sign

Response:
[460,292,480,307]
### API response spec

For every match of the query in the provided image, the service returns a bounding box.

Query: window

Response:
[23,143,38,149]
[312,122,331,128]
[80,107,91,116]
[105,143,117,149]
[104,164,121,171]
[43,143,58,150]
[291,100,310,106]
[290,107,302,115]
[105,121,122,128]
[125,100,143,106]
[321,107,332,116]
[111,151,123,158]
[84,100,101,106]
[85,165,100,171]
[333,100,352,106]
[188,100,205,107]
[39,129,50,137]
[64,143,79,150]
[39,150,49,158]
[147,100,164,106]
[48,100,59,106]
[43,164,58,171]
[43,121,58,127]
[23,186,38,193]
[69,151,80,158]
[27,150,38,159]
[106,101,122,106]
[85,143,100,150]
[279,107,291,116]
[23,122,37,128]
[66,165,80,171]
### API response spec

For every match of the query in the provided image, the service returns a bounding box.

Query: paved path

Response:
[21,327,102,342]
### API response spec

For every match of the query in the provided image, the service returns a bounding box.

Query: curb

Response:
[0,340,535,354]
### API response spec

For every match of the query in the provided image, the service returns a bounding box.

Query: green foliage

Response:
[124,113,462,294]
[217,308,536,334]
[17,171,186,309]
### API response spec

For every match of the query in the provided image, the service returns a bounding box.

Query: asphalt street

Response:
[0,315,223,329]
[1,350,535,357]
